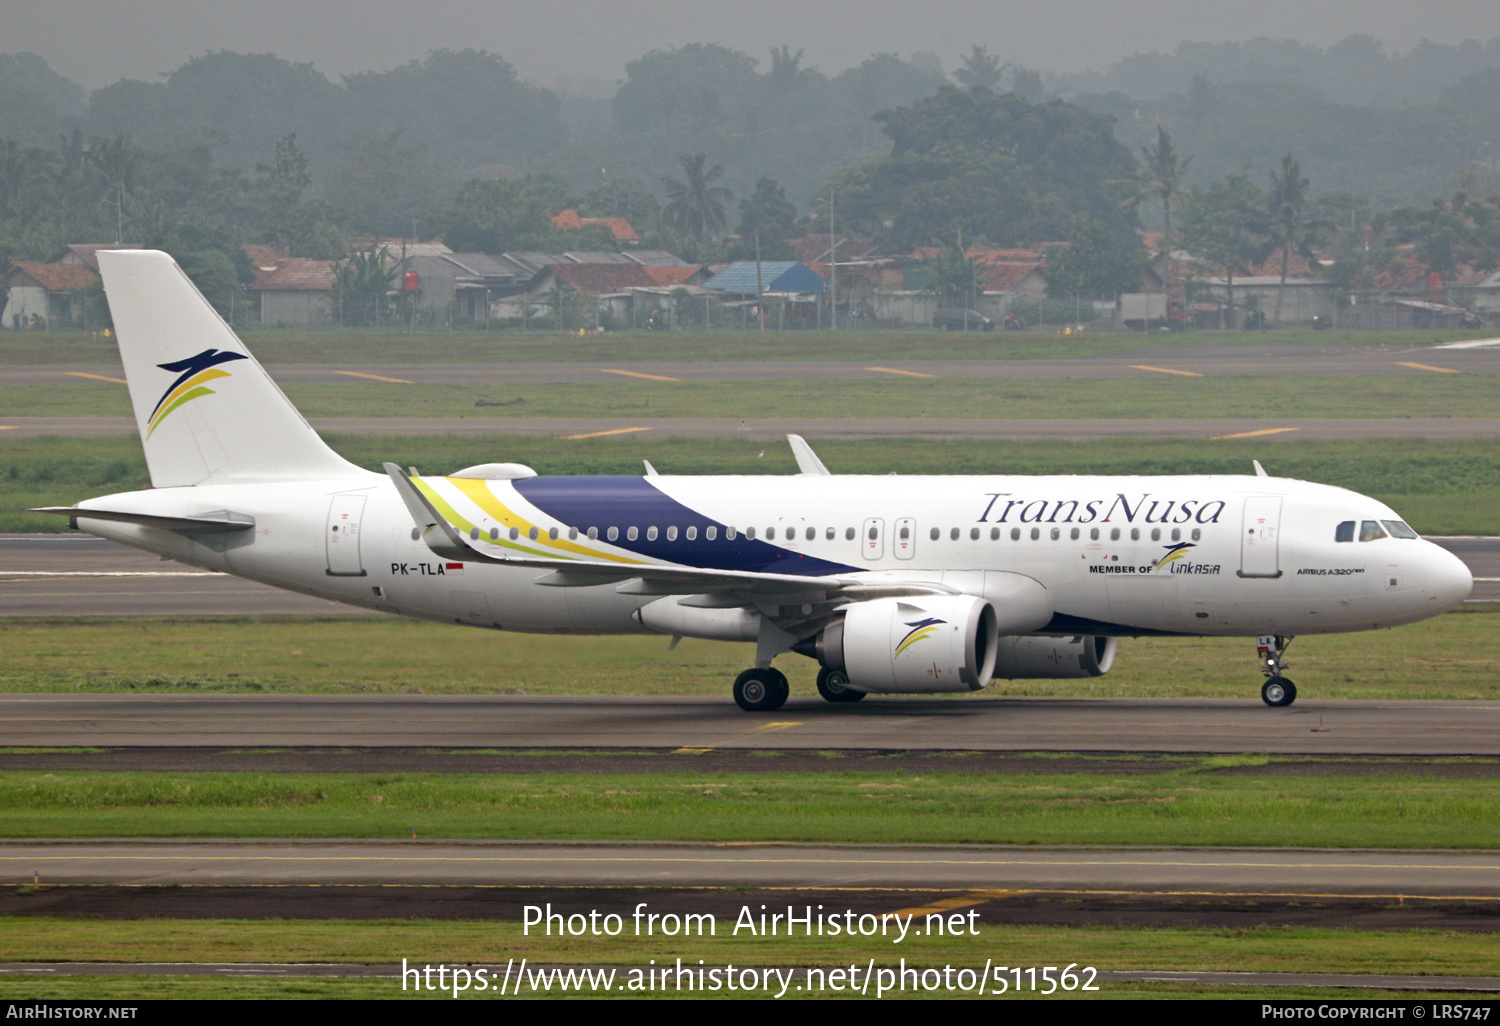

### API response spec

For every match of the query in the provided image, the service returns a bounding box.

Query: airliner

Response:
[38,251,1474,711]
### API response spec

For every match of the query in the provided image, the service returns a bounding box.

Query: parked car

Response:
[933,308,993,331]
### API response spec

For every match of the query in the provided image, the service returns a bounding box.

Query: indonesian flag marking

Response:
[445,562,464,575]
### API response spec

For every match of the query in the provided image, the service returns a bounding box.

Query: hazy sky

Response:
[8,0,1500,93]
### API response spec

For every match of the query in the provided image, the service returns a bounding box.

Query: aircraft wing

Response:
[383,463,947,603]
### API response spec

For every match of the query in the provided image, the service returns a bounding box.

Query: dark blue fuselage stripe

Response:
[513,476,854,577]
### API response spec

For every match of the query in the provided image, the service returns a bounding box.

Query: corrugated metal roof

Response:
[59,243,142,270]
[642,265,705,286]
[625,250,691,267]
[563,251,633,264]
[705,261,824,294]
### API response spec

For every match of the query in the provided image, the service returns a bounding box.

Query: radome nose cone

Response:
[1428,544,1473,609]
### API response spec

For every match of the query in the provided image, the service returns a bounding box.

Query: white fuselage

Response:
[74,470,1473,639]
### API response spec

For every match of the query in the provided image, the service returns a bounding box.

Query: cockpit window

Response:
[1381,520,1419,539]
[1334,521,1355,543]
[1359,520,1388,542]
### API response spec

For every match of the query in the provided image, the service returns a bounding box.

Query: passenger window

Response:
[1359,520,1387,542]
[411,527,420,541]
[665,526,677,541]
[900,526,910,540]
[646,526,658,541]
[929,527,939,541]
[528,527,539,540]
[1130,528,1140,541]
[705,526,717,540]
[990,527,1000,540]
[950,527,960,541]
[489,527,500,540]
[805,526,815,541]
[1030,527,1040,541]
[845,527,855,540]
[1011,527,1021,541]
[1110,528,1121,541]
[1170,528,1180,542]
[746,527,756,540]
[970,527,980,541]
[1070,527,1080,540]
[548,527,559,540]
[1335,521,1355,543]
[627,527,640,541]
[606,527,617,541]
[1382,520,1419,539]
[588,527,598,540]
[1050,527,1060,540]
[510,527,520,541]
[766,527,776,540]
[867,526,877,540]
[1191,528,1201,541]
[726,526,737,540]
[567,527,577,540]
[1150,528,1161,541]
[686,526,697,541]
[826,527,835,540]
[1090,528,1099,541]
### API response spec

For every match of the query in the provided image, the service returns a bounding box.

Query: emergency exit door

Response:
[1239,496,1283,578]
[325,494,368,576]
[861,518,884,560]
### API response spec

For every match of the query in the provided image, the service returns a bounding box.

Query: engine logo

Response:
[895,617,946,657]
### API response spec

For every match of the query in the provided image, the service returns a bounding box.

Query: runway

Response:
[4,693,1499,754]
[4,534,1494,617]
[8,415,1500,440]
[1,839,1496,894]
[7,342,1498,385]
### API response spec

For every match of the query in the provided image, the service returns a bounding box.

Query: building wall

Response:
[260,290,331,326]
[2,285,50,328]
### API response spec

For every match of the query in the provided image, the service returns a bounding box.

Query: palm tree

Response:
[954,45,1004,90]
[1265,153,1321,325]
[1111,126,1193,261]
[661,153,734,243]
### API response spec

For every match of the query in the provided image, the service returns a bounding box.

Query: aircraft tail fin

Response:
[98,249,361,487]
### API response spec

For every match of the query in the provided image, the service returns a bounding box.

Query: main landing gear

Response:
[816,667,867,703]
[1256,634,1297,707]
[733,667,789,712]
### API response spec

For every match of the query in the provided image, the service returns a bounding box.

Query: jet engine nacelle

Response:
[817,595,999,693]
[992,634,1118,679]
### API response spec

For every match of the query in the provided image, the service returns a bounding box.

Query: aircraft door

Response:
[1239,496,1283,578]
[894,518,916,560]
[861,518,885,560]
[325,494,368,577]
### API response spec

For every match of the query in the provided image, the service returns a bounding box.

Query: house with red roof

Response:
[3,260,102,329]
[251,258,340,326]
[551,209,640,244]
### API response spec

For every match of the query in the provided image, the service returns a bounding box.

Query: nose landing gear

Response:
[1257,634,1297,707]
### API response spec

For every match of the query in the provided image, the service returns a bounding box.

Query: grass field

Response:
[0,327,1487,366]
[10,372,1500,421]
[4,434,1500,534]
[0,608,1497,700]
[4,759,1498,846]
[2,919,1496,985]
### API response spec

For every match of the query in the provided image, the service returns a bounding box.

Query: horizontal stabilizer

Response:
[31,507,255,533]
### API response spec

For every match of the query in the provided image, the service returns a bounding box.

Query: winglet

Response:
[787,434,831,476]
[1253,459,1268,478]
[382,462,477,563]
[643,459,659,476]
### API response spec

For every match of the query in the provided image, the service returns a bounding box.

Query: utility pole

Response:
[755,230,764,334]
[828,190,836,331]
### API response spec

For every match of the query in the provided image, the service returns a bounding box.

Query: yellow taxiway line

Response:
[673,720,802,755]
[0,426,15,431]
[332,370,415,384]
[890,889,1019,917]
[1211,427,1300,440]
[65,371,128,384]
[602,368,681,382]
[561,426,654,440]
[865,366,935,378]
[1396,361,1459,374]
[1130,365,1203,377]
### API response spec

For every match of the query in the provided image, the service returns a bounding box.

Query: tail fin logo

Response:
[894,617,946,658]
[146,348,248,438]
